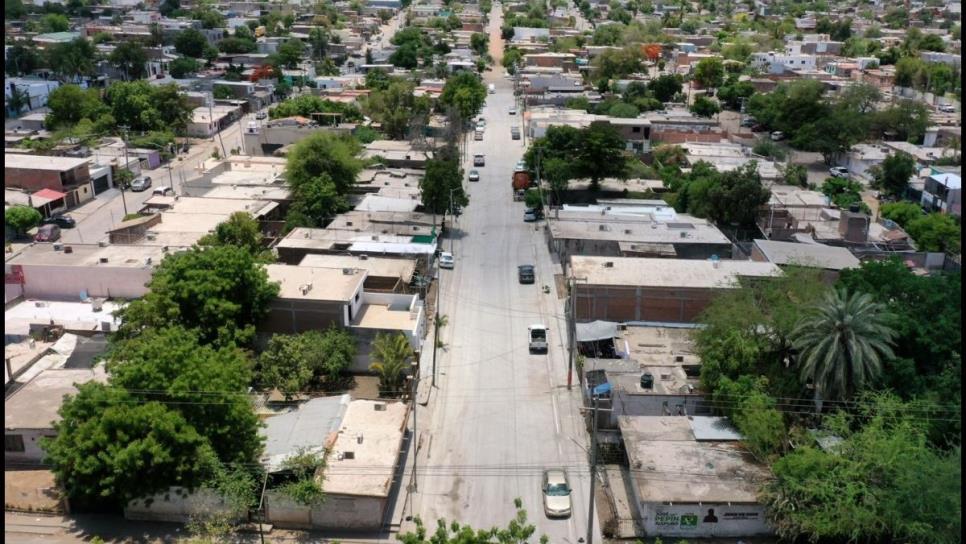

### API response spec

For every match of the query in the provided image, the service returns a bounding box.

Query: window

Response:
[632,126,641,133]
[5,434,25,453]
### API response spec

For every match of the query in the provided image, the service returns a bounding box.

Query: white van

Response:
[528,324,548,353]
[152,186,174,196]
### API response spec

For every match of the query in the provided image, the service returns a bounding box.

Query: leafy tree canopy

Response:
[115,246,279,348]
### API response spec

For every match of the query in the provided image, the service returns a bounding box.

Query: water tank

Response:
[640,373,654,390]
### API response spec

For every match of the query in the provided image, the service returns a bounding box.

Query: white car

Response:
[829,166,849,178]
[515,160,526,171]
[770,131,785,141]
[528,324,548,352]
[439,252,455,269]
[542,469,572,518]
[509,106,517,115]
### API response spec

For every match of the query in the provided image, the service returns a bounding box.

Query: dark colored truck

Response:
[512,170,530,191]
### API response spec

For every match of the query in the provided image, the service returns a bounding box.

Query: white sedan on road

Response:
[542,469,572,518]
[439,252,455,269]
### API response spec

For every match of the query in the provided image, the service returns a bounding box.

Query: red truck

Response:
[512,170,530,201]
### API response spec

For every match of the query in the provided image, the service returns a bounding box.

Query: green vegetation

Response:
[689,96,721,118]
[269,94,363,122]
[748,81,932,161]
[792,289,897,403]
[5,205,42,236]
[198,211,272,260]
[871,152,916,197]
[114,246,279,348]
[174,28,209,58]
[524,124,629,192]
[277,449,326,505]
[439,72,487,121]
[369,332,415,397]
[257,327,356,398]
[820,177,865,210]
[661,161,771,227]
[283,132,362,230]
[108,42,148,80]
[170,56,202,78]
[363,80,431,139]
[398,499,548,544]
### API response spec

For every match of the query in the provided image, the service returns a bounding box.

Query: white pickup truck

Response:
[528,324,548,353]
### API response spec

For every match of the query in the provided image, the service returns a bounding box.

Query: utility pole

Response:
[586,394,599,544]
[567,275,575,389]
[431,253,440,388]
[118,126,130,217]
[410,368,419,492]
[210,92,228,159]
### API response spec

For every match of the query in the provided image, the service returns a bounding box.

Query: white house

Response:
[921,172,961,217]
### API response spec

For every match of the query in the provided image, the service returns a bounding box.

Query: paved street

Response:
[406,6,601,543]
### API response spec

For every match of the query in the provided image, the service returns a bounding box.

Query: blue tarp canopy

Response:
[592,382,612,396]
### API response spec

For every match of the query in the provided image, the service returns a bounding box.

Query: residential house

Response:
[264,400,409,529]
[5,243,163,300]
[5,367,108,465]
[5,154,96,209]
[619,416,773,538]
[749,239,860,281]
[547,205,733,272]
[921,172,961,216]
[569,256,781,323]
[298,254,416,293]
[5,78,61,116]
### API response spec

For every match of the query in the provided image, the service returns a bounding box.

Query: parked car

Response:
[528,324,548,353]
[740,117,756,127]
[439,252,455,269]
[42,214,76,229]
[938,104,956,113]
[34,224,61,242]
[256,111,268,120]
[513,189,526,201]
[514,160,526,171]
[474,130,484,141]
[468,169,480,182]
[473,154,485,167]
[829,166,850,178]
[518,265,535,284]
[130,176,152,192]
[152,186,174,196]
[511,125,520,140]
[523,209,537,222]
[476,118,486,129]
[509,106,517,115]
[542,469,572,518]
[770,131,785,141]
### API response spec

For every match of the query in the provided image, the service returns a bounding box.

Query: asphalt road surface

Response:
[408,6,602,543]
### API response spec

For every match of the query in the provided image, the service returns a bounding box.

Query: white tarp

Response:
[576,320,619,342]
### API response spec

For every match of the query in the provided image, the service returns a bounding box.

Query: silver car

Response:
[542,469,572,518]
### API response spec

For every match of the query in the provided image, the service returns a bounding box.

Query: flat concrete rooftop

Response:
[324,400,409,497]
[570,256,782,288]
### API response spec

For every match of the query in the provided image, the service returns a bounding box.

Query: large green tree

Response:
[198,211,270,260]
[42,383,219,511]
[5,205,42,236]
[648,74,683,102]
[365,80,431,139]
[109,42,149,80]
[420,156,468,217]
[791,288,897,403]
[105,81,192,133]
[115,246,279,348]
[107,326,263,465]
[45,85,108,128]
[175,28,209,58]
[874,152,916,197]
[571,122,629,189]
[284,131,363,195]
[692,57,725,90]
[439,72,487,121]
[762,394,961,544]
[46,38,98,82]
[257,327,356,397]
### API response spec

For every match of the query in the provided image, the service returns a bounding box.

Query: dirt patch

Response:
[4,470,65,514]
[349,375,382,400]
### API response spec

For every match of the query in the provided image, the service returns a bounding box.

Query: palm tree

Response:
[791,288,896,410]
[369,333,413,397]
